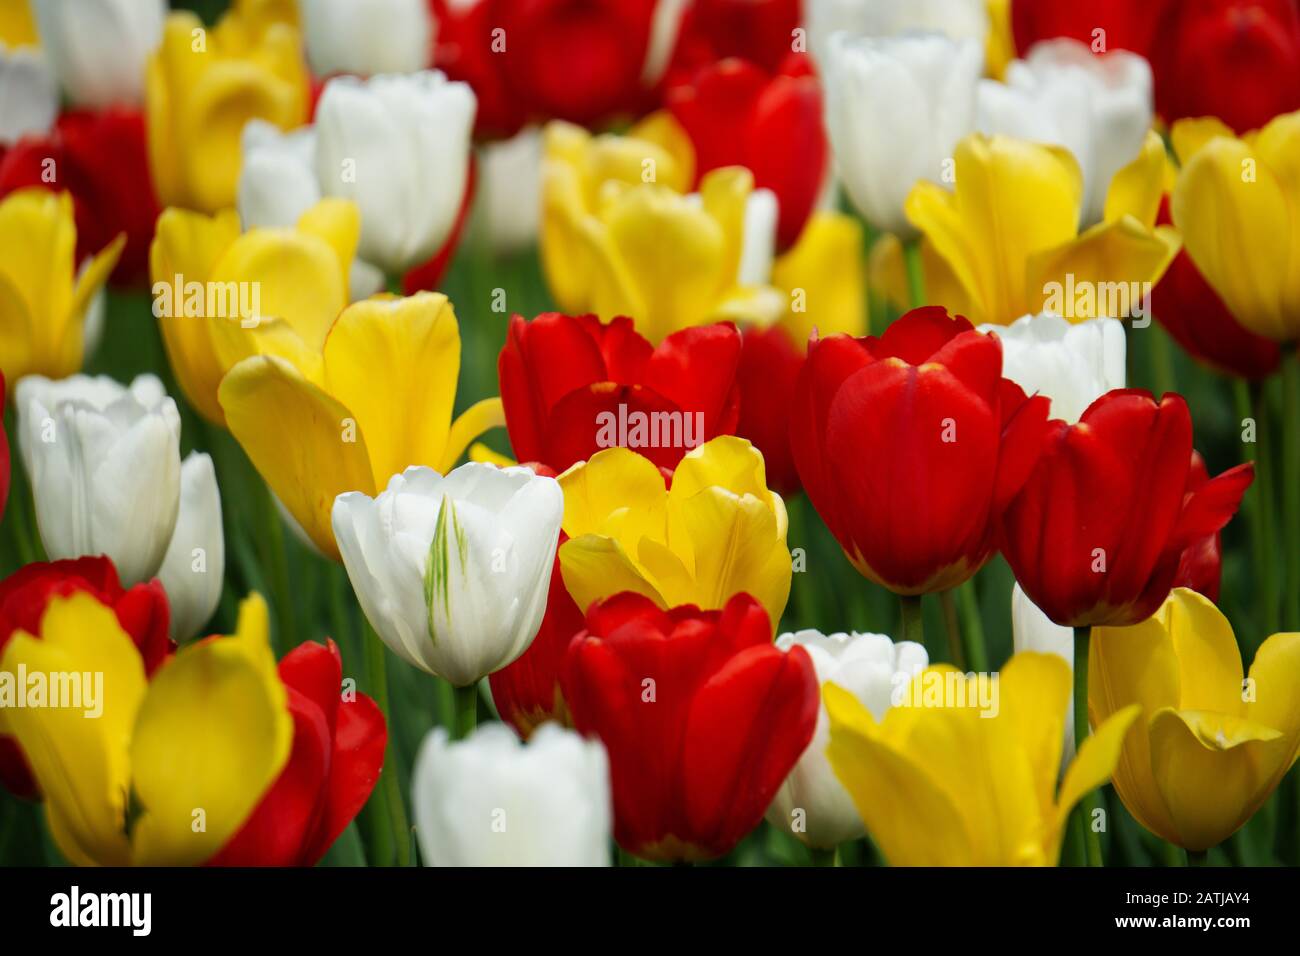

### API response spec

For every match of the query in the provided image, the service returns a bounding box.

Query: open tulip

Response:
[220,293,504,559]
[556,436,792,627]
[563,591,817,860]
[790,307,1051,595]
[0,556,171,799]
[209,638,386,866]
[146,9,308,213]
[0,592,291,865]
[1170,111,1300,342]
[31,0,165,109]
[300,0,431,77]
[826,652,1140,865]
[0,39,56,145]
[333,463,563,687]
[499,313,741,474]
[766,630,928,849]
[413,722,611,866]
[1091,588,1300,851]
[1002,390,1253,627]
[0,188,123,385]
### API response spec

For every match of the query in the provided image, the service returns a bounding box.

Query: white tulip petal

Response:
[157,453,224,641]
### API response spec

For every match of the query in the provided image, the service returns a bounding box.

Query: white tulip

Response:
[332,463,563,687]
[301,0,432,78]
[976,39,1153,227]
[979,313,1126,423]
[30,0,165,109]
[15,373,168,474]
[157,453,224,641]
[823,30,983,238]
[0,42,56,145]
[766,630,928,848]
[1011,582,1075,762]
[474,126,542,255]
[808,0,990,64]
[21,380,181,586]
[412,722,611,866]
[314,71,476,276]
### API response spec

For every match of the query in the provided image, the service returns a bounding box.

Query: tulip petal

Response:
[442,397,506,473]
[1054,703,1140,847]
[998,651,1071,824]
[559,534,664,615]
[1103,130,1166,229]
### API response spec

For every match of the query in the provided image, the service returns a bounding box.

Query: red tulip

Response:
[1011,0,1167,57]
[0,557,171,798]
[671,0,804,78]
[488,551,585,737]
[790,307,1051,594]
[1002,390,1254,627]
[667,54,826,248]
[208,639,386,867]
[735,323,803,495]
[0,108,159,287]
[430,0,529,137]
[499,313,742,473]
[0,371,8,521]
[1174,451,1228,603]
[562,591,817,861]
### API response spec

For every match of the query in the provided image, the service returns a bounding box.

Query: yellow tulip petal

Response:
[128,594,291,865]
[441,397,506,473]
[1159,588,1247,714]
[1055,703,1141,843]
[0,0,38,46]
[1169,116,1237,166]
[0,189,76,373]
[772,211,867,341]
[1103,130,1166,229]
[295,198,360,299]
[628,110,696,192]
[1245,631,1300,744]
[998,652,1071,825]
[557,447,667,541]
[559,534,664,615]
[585,130,687,203]
[0,269,34,386]
[670,435,771,504]
[699,166,754,299]
[220,355,376,558]
[209,313,325,386]
[468,442,516,468]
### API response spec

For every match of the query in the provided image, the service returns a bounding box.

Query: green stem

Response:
[258,483,294,656]
[363,619,410,866]
[1074,625,1103,867]
[1149,323,1177,398]
[453,682,478,741]
[1283,354,1300,630]
[898,594,924,647]
[1163,840,1186,867]
[1250,381,1281,636]
[809,846,838,867]
[1233,379,1273,638]
[903,241,926,310]
[937,591,967,670]
[956,581,988,673]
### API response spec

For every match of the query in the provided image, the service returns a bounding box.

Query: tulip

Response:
[976,39,1153,228]
[0,188,122,385]
[220,293,504,559]
[735,324,804,495]
[0,371,8,520]
[149,198,359,425]
[0,592,291,865]
[146,10,308,213]
[790,307,1051,595]
[313,71,475,277]
[667,54,827,248]
[1009,0,1164,63]
[300,0,431,77]
[821,31,984,239]
[1170,111,1300,342]
[540,120,782,343]
[563,591,817,860]
[209,638,386,866]
[0,556,171,799]
[475,126,542,254]
[979,313,1126,424]
[1002,390,1253,628]
[556,435,792,627]
[30,0,165,109]
[1091,588,1300,851]
[905,133,1176,326]
[412,722,610,866]
[499,313,742,474]
[0,40,56,145]
[766,630,928,849]
[1010,582,1076,761]
[826,652,1140,865]
[808,0,992,64]
[156,452,225,642]
[427,0,528,138]
[673,0,801,75]
[0,108,162,286]
[333,463,563,687]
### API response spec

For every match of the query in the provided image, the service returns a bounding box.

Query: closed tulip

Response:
[808,0,992,64]
[563,592,817,861]
[333,463,563,687]
[300,0,431,77]
[826,652,1140,865]
[822,31,983,238]
[556,436,792,627]
[1091,588,1300,851]
[0,40,56,145]
[674,0,801,75]
[735,323,804,495]
[31,0,165,109]
[1002,390,1253,627]
[412,722,611,866]
[790,307,1051,595]
[0,188,122,385]
[0,592,291,865]
[766,630,928,849]
[156,452,224,642]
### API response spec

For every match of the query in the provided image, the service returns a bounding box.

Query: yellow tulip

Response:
[146,9,307,213]
[826,653,1140,866]
[1170,111,1300,341]
[557,435,791,626]
[0,189,123,387]
[770,210,868,345]
[1091,588,1300,851]
[0,0,35,46]
[149,197,359,424]
[903,131,1178,325]
[984,0,1015,80]
[219,292,504,559]
[0,592,291,866]
[540,119,781,343]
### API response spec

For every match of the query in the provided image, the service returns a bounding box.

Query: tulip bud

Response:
[332,463,563,687]
[766,630,928,849]
[157,453,224,641]
[300,0,432,77]
[412,722,611,866]
[31,0,166,109]
[0,42,56,145]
